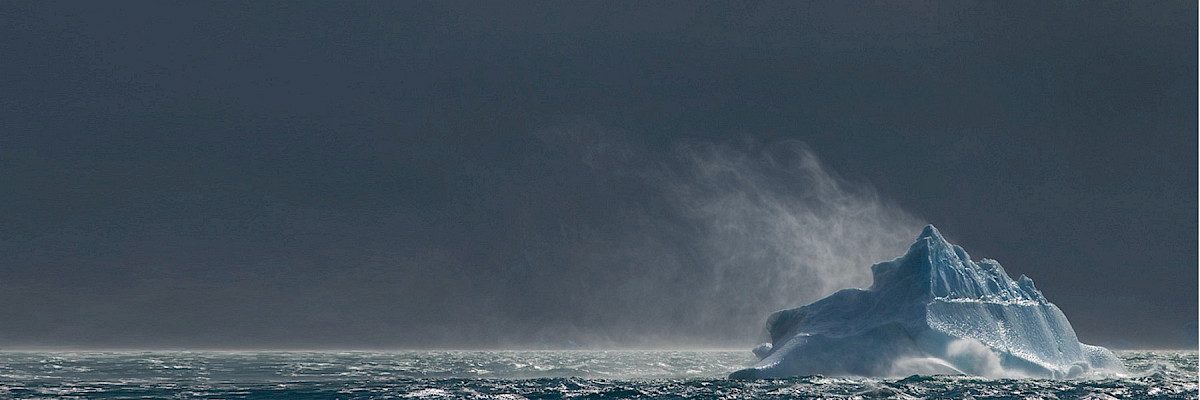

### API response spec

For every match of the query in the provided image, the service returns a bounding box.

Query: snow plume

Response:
[655,141,924,322]
[400,130,929,348]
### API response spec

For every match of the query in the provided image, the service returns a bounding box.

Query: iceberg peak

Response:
[870,224,1040,304]
[917,224,944,241]
[731,225,1125,379]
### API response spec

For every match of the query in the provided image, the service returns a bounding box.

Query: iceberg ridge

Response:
[731,225,1125,379]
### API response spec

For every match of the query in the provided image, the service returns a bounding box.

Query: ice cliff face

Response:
[730,225,1125,379]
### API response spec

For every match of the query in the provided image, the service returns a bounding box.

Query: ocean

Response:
[0,350,1193,399]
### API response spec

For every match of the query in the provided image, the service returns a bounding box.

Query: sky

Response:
[0,1,1195,349]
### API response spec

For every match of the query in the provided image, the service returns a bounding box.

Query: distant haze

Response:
[0,1,1195,349]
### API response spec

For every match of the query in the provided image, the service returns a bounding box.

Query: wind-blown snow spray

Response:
[437,132,930,347]
[730,225,1126,379]
[655,141,925,337]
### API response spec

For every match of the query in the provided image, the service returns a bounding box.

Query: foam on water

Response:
[0,350,1192,399]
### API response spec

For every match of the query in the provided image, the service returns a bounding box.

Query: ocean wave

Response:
[0,350,1192,399]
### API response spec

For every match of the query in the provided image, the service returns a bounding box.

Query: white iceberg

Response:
[730,225,1125,379]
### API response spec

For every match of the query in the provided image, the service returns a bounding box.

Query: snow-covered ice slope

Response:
[730,225,1125,379]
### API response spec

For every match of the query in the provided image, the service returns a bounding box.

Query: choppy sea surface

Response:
[0,350,1193,399]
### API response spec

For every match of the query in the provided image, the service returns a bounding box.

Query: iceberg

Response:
[730,225,1125,379]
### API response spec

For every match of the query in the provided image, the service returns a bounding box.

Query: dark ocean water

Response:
[0,350,1193,399]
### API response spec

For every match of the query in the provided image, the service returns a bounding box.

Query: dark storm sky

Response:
[1,1,1195,349]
